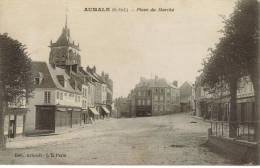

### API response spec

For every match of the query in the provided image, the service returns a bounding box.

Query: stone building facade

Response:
[127,76,180,117]
[194,74,255,122]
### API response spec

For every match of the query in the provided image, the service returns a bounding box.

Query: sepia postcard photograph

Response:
[0,0,259,165]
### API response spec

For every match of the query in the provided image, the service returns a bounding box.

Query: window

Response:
[44,91,51,104]
[159,105,163,112]
[138,91,141,96]
[166,88,170,93]
[154,105,158,111]
[138,100,141,105]
[34,78,40,85]
[148,90,151,96]
[60,92,63,100]
[154,96,158,101]
[160,96,164,101]
[147,99,151,105]
[57,91,59,99]
[161,89,164,93]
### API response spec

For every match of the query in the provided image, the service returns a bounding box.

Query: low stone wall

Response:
[208,134,258,164]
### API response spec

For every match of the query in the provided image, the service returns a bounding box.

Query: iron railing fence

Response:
[210,120,257,142]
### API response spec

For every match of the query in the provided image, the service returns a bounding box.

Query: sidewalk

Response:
[6,119,111,149]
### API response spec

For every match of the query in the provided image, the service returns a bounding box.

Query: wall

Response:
[26,88,55,133]
[55,90,82,107]
[208,135,257,163]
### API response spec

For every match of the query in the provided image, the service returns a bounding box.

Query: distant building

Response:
[127,76,180,117]
[179,81,194,112]
[101,71,113,115]
[114,97,131,118]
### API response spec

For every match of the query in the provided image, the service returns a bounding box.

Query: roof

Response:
[136,77,177,88]
[32,62,56,89]
[180,81,193,89]
[50,22,79,50]
[32,61,81,94]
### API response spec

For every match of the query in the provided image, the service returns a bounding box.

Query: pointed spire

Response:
[65,13,68,28]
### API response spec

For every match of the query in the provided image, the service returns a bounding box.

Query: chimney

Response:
[93,66,96,73]
[86,66,90,72]
[173,80,178,87]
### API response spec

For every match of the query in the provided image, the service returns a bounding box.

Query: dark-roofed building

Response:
[25,16,113,133]
[26,61,83,134]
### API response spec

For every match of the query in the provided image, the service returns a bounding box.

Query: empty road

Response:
[0,113,237,165]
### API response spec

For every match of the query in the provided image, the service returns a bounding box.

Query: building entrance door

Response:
[9,120,15,138]
[36,106,55,131]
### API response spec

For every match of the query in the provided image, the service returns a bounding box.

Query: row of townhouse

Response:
[194,74,255,122]
[114,76,180,117]
[4,18,113,138]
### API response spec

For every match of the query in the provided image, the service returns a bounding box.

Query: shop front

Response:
[35,105,82,133]
[89,107,100,121]
[101,106,110,118]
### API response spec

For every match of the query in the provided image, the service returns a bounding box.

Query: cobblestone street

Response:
[0,113,237,165]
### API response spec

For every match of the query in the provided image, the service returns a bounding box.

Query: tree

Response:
[201,0,259,138]
[0,33,34,149]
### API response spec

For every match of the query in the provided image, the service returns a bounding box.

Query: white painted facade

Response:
[26,87,82,133]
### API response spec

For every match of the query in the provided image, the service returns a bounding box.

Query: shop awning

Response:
[101,106,110,114]
[56,107,67,112]
[89,107,100,115]
[82,109,88,114]
[73,108,82,112]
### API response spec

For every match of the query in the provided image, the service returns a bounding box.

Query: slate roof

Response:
[136,77,177,88]
[32,62,56,89]
[32,61,81,94]
[50,23,79,50]
[180,81,193,89]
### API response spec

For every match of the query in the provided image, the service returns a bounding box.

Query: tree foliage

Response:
[202,0,258,89]
[201,0,259,138]
[0,33,34,103]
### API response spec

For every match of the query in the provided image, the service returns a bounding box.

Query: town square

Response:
[0,0,259,165]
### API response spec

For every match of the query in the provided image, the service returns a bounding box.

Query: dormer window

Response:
[34,72,43,85]
[57,75,65,87]
[34,77,40,85]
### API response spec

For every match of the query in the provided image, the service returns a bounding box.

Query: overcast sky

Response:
[0,0,237,98]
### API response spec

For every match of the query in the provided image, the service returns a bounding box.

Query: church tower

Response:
[49,16,81,68]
